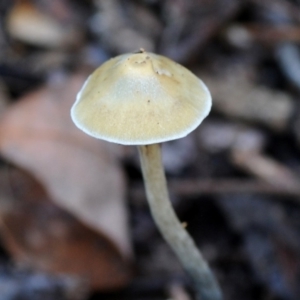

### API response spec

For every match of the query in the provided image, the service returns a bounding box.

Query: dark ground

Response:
[1,0,300,300]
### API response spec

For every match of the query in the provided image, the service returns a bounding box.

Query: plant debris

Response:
[0,0,300,299]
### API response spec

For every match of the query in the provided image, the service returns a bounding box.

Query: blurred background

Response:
[0,0,300,299]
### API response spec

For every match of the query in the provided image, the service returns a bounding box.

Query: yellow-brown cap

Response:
[71,51,211,145]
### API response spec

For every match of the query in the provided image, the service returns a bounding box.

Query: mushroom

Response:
[71,49,222,300]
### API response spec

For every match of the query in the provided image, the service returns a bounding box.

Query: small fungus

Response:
[71,50,222,300]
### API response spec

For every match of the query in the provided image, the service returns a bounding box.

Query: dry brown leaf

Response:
[0,73,132,261]
[0,168,131,290]
[7,1,82,48]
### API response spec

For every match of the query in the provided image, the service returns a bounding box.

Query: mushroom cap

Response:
[71,51,212,145]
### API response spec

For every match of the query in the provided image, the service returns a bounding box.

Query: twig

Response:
[130,178,300,206]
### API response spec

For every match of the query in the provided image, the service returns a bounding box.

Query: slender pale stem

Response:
[138,144,222,300]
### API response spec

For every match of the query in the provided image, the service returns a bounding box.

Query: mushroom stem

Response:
[138,144,222,300]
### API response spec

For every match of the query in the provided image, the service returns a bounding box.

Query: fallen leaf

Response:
[0,73,132,262]
[0,168,131,290]
[7,0,82,49]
